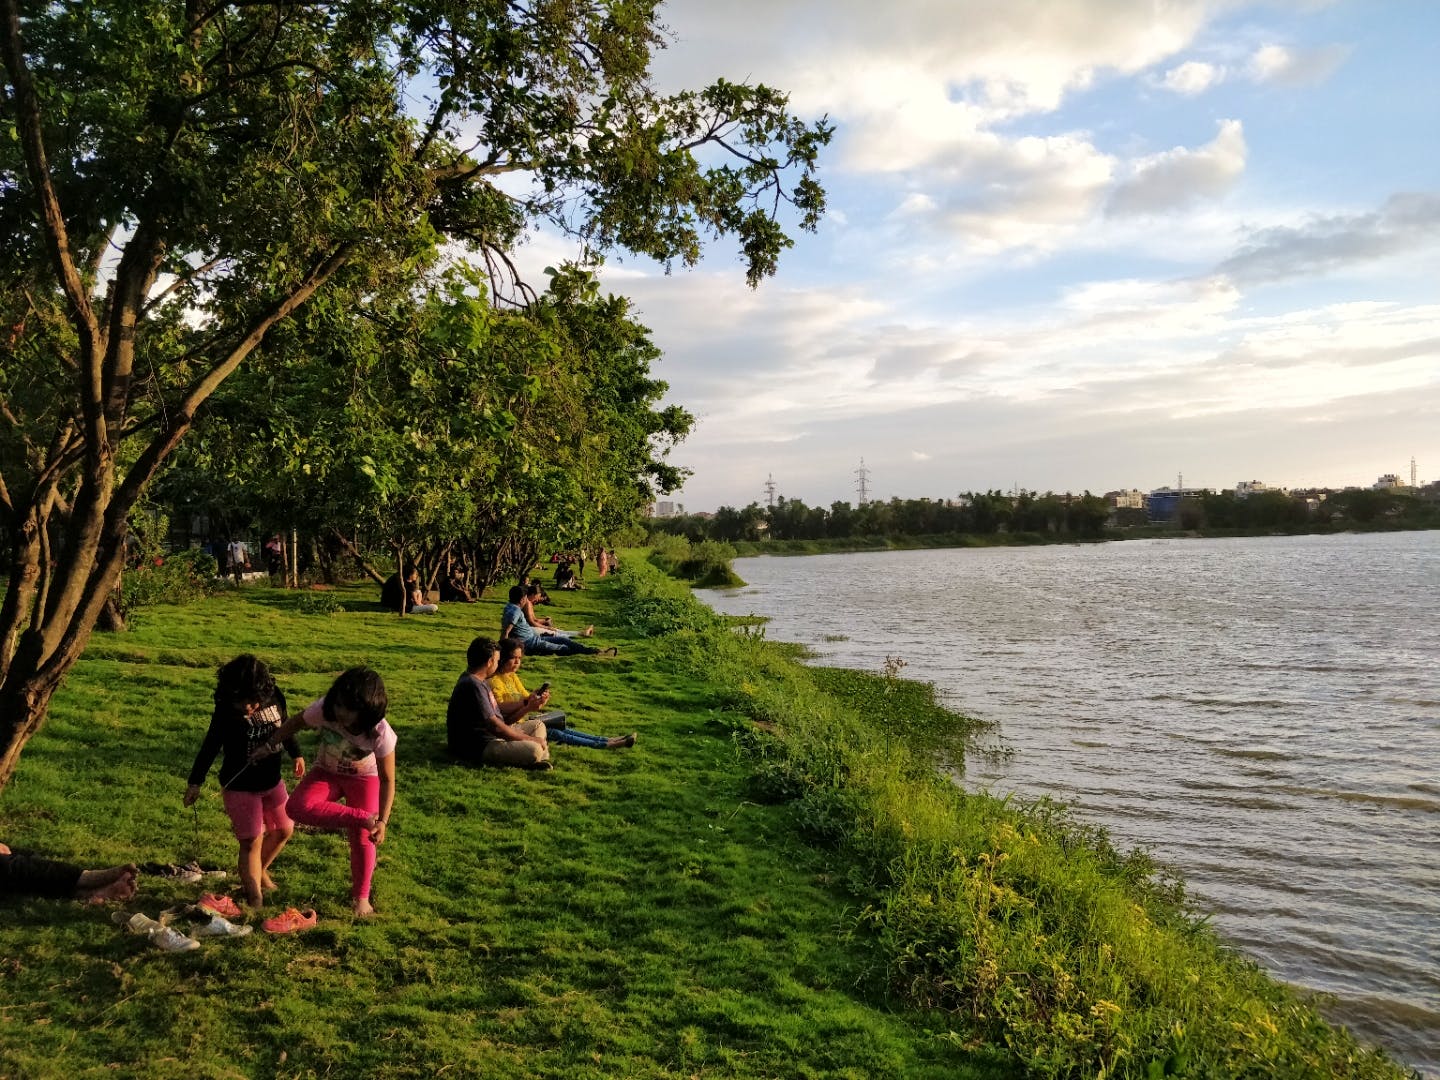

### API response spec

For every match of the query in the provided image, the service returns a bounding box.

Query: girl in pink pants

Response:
[255,667,396,917]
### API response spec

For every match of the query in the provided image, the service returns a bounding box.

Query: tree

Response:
[0,0,830,788]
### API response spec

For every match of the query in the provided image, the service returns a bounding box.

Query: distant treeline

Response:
[652,487,1440,547]
[1195,487,1440,530]
[652,491,1112,544]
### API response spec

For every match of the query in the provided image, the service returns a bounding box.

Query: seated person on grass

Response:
[1,841,137,904]
[380,567,438,614]
[490,638,635,751]
[447,637,550,769]
[520,583,588,638]
[501,585,613,657]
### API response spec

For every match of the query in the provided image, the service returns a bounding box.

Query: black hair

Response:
[321,666,388,734]
[467,636,499,671]
[497,637,525,662]
[507,584,525,603]
[525,583,542,597]
[214,654,276,709]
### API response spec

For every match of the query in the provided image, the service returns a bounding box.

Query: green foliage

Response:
[118,549,220,615]
[295,590,346,616]
[0,0,830,785]
[611,561,1414,1080]
[648,537,745,588]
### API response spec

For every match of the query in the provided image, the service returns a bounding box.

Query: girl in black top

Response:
[184,655,304,909]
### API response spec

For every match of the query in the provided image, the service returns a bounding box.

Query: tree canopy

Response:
[0,0,830,787]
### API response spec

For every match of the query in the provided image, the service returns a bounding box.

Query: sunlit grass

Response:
[0,578,1002,1079]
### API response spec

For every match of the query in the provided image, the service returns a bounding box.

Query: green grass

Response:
[0,580,1003,1080]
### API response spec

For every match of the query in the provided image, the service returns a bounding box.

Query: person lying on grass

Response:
[0,842,137,904]
[252,666,396,917]
[447,636,550,770]
[184,654,304,910]
[489,637,636,751]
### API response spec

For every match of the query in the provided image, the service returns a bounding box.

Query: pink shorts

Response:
[221,781,293,840]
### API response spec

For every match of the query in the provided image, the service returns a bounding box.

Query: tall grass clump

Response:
[647,536,745,588]
[616,560,1414,1080]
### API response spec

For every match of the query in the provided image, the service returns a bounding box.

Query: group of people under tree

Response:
[4,565,629,929]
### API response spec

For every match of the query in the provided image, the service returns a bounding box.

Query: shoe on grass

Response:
[196,893,244,919]
[149,925,201,952]
[262,907,317,934]
[115,910,163,935]
[193,913,253,938]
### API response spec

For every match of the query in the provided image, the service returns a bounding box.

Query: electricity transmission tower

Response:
[854,458,871,506]
[763,473,778,508]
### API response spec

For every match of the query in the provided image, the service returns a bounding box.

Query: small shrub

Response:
[296,591,346,615]
[118,548,221,614]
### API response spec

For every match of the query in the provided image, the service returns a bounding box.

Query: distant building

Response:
[1145,486,1207,522]
[1233,480,1271,498]
[1106,489,1146,509]
[1373,474,1408,490]
[651,500,677,518]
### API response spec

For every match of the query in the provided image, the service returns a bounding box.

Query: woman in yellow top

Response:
[489,639,636,750]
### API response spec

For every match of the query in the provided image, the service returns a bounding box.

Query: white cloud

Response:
[1160,60,1223,95]
[1107,119,1247,216]
[1247,43,1349,86]
[911,450,932,461]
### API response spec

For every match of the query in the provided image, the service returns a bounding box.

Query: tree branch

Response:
[0,0,103,360]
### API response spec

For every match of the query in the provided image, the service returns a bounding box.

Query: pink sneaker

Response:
[196,893,244,919]
[262,907,317,934]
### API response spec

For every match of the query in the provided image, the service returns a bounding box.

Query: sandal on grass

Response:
[262,907,317,934]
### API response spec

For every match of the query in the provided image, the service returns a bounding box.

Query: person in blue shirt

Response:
[500,585,613,656]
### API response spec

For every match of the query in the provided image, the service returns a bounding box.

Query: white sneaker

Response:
[148,926,201,952]
[115,911,164,935]
[193,914,252,938]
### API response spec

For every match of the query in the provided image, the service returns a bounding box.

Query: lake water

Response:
[698,532,1440,1076]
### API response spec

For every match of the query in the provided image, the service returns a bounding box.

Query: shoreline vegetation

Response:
[722,521,1440,560]
[0,561,1417,1078]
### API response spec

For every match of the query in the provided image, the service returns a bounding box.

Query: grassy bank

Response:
[0,576,998,1079]
[0,567,1415,1078]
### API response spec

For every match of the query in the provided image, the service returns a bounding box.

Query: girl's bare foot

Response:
[353,897,375,917]
[261,871,276,890]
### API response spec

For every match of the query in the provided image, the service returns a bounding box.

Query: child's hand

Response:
[293,756,306,779]
[183,784,201,807]
[0,842,11,855]
[369,819,387,845]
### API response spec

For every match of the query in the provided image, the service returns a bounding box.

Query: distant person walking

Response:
[227,538,250,584]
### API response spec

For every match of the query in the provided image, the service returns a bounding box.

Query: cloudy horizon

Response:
[524,0,1439,511]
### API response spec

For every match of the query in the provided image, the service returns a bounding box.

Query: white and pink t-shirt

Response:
[300,698,397,777]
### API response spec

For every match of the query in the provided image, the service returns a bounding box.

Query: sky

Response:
[522,0,1440,512]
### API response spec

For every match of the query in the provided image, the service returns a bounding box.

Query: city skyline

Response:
[512,1,1440,509]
